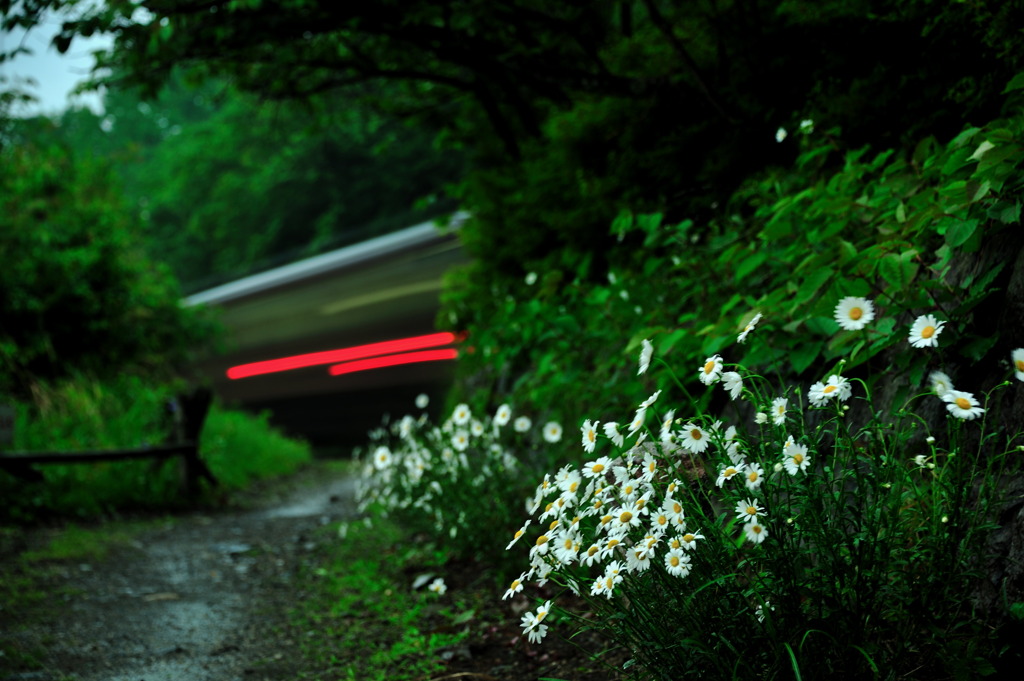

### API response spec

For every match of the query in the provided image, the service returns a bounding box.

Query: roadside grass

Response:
[0,374,312,521]
[292,518,483,681]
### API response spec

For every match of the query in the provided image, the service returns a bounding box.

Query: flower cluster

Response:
[357,401,562,545]
[505,299,1008,649]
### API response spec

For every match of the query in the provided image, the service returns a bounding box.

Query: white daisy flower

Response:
[582,456,612,479]
[372,446,392,470]
[514,416,532,433]
[809,375,851,407]
[737,312,762,344]
[638,338,654,375]
[744,463,765,491]
[743,520,768,544]
[735,498,765,522]
[452,403,472,425]
[679,423,711,454]
[543,421,563,443]
[770,397,788,425]
[506,520,532,550]
[909,314,945,348]
[699,355,724,385]
[626,546,653,573]
[678,531,704,550]
[580,419,600,453]
[659,410,675,443]
[783,443,811,475]
[580,544,602,567]
[612,506,642,531]
[628,406,647,434]
[942,390,986,420]
[451,430,470,451]
[664,498,685,524]
[503,573,527,600]
[428,577,447,595]
[928,371,954,397]
[716,463,744,487]
[640,390,662,408]
[834,296,875,331]
[664,548,692,577]
[1013,349,1024,382]
[722,372,743,400]
[603,421,625,447]
[494,403,512,427]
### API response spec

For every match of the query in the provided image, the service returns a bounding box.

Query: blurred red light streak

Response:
[327,348,458,376]
[227,331,457,379]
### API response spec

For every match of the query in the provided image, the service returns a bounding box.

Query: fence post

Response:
[176,388,217,496]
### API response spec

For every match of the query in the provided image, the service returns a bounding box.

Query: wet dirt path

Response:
[5,469,357,681]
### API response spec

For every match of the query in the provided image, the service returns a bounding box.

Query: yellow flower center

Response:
[752,525,763,535]
[1016,359,1024,371]
[591,462,604,473]
[748,471,759,483]
[537,611,547,622]
[683,533,695,543]
[593,499,603,509]
[624,484,634,495]
[536,535,549,546]
[549,520,559,531]
[619,511,633,524]
[607,538,620,549]
[510,579,520,590]
[704,360,716,374]
[514,529,524,539]
[587,430,596,443]
[848,307,863,320]
[670,556,680,567]
[823,385,837,394]
[670,539,681,549]
[601,514,612,525]
[691,428,702,440]
[656,515,668,526]
[587,546,599,557]
[544,502,554,512]
[635,498,646,509]
[746,506,757,516]
[564,538,574,550]
[673,502,683,514]
[569,481,579,493]
[921,325,936,339]
[793,454,804,465]
[955,397,972,410]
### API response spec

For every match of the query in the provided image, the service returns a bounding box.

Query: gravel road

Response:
[3,467,357,681]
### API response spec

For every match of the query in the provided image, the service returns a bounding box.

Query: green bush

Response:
[491,316,1020,679]
[0,375,311,520]
[440,77,1024,432]
[0,140,217,394]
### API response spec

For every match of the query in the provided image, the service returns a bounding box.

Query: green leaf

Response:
[1003,73,1024,93]
[793,268,833,307]
[790,341,822,374]
[877,252,919,289]
[945,219,978,247]
[734,251,767,282]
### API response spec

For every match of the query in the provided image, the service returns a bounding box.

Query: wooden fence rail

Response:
[0,388,217,496]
